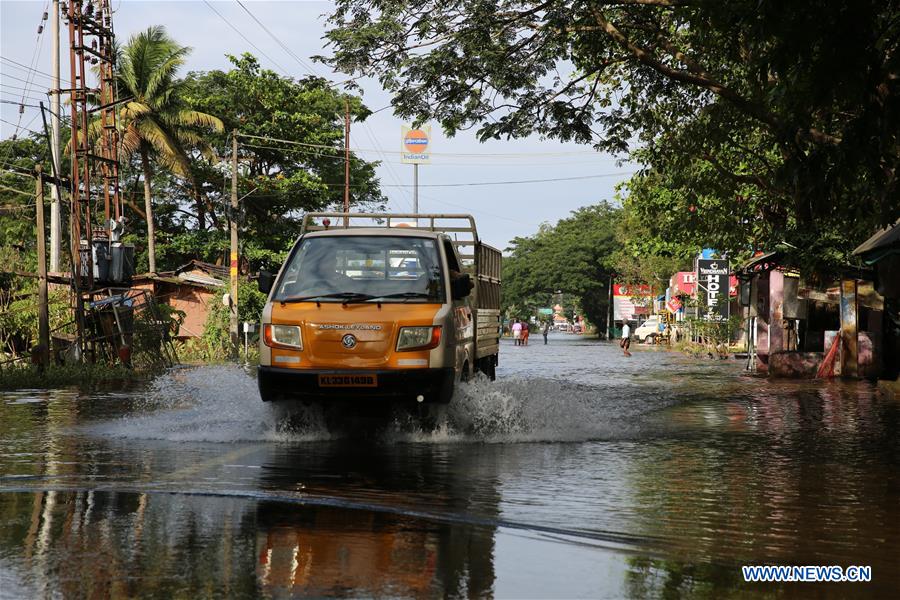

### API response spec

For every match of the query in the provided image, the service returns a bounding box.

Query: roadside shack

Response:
[131,260,226,340]
[853,221,900,392]
[737,252,884,379]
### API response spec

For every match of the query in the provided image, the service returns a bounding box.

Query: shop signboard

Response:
[696,259,730,321]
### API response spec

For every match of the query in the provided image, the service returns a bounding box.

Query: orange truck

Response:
[256,213,501,403]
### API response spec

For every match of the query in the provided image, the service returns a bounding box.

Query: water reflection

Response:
[255,442,499,597]
[2,339,899,598]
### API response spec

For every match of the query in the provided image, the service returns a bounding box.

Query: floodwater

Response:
[1,335,898,599]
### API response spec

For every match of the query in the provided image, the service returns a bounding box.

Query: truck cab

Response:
[256,213,501,404]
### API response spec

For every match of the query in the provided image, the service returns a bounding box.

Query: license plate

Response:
[318,374,378,388]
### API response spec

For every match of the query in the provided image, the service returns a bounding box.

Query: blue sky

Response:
[1,0,634,249]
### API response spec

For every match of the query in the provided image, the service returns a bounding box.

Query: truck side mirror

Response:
[258,270,275,295]
[451,273,473,300]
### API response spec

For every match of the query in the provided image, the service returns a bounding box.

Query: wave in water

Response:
[87,365,669,444]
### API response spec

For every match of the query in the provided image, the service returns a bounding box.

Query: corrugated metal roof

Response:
[177,271,225,288]
[853,221,900,258]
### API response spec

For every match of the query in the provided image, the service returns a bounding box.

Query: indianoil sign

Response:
[401,125,431,164]
[697,259,730,321]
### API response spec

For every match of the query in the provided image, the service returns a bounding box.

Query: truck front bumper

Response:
[257,366,455,403]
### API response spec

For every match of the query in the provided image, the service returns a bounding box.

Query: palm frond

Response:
[173,109,224,132]
[120,124,142,156]
[145,47,190,101]
[136,119,191,177]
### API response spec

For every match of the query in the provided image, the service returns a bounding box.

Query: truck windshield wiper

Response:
[368,292,435,302]
[279,292,376,305]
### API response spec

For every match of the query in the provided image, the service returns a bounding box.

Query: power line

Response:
[234,0,320,78]
[0,115,43,136]
[246,171,633,190]
[1,1,49,166]
[357,172,635,187]
[236,132,604,158]
[201,0,291,76]
[0,71,52,92]
[359,121,414,212]
[0,99,41,109]
[0,88,48,103]
[0,55,72,86]
[240,140,620,170]
[240,141,360,162]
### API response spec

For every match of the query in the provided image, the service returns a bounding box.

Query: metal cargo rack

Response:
[301,212,481,264]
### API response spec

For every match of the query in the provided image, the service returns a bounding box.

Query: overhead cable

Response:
[201,0,290,76]
[235,0,320,77]
[237,132,604,158]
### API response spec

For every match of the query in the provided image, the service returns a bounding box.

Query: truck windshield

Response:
[274,236,446,303]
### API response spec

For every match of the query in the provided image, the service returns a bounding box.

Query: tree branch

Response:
[592,9,842,147]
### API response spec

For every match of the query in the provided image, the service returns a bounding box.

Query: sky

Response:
[0,0,634,250]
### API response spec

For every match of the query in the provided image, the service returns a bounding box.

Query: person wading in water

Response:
[512,319,522,346]
[620,320,632,356]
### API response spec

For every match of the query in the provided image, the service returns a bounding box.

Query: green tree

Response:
[115,26,224,273]
[325,0,899,272]
[502,203,619,332]
[181,54,386,271]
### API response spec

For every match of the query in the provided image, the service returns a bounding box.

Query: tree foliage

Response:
[109,25,224,272]
[326,0,899,271]
[101,51,387,274]
[502,203,619,329]
[175,53,386,271]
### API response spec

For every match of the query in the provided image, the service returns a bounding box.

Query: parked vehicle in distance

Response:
[635,316,663,343]
[255,213,502,404]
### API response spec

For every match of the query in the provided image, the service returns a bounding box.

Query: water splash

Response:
[87,365,671,445]
[381,374,656,443]
[88,366,329,443]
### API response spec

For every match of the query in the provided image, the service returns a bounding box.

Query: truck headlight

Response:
[264,324,302,349]
[396,326,441,351]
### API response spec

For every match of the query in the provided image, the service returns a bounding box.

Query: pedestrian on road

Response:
[542,320,550,345]
[620,320,632,356]
[522,319,530,346]
[512,319,522,346]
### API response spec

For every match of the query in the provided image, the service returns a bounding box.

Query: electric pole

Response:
[344,99,350,226]
[49,0,61,272]
[230,130,239,360]
[35,166,50,367]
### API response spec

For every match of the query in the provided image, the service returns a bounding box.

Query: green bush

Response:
[200,280,267,360]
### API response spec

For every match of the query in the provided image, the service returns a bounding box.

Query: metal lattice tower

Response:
[64,0,121,287]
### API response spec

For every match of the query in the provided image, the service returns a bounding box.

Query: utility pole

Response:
[344,99,350,226]
[49,0,61,273]
[229,130,239,360]
[35,166,50,367]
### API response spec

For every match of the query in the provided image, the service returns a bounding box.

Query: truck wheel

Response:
[479,357,497,381]
[437,380,454,404]
[258,371,280,402]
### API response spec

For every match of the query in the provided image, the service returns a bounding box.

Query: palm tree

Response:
[115,26,223,273]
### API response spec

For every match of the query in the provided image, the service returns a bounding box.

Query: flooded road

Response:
[1,335,898,598]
